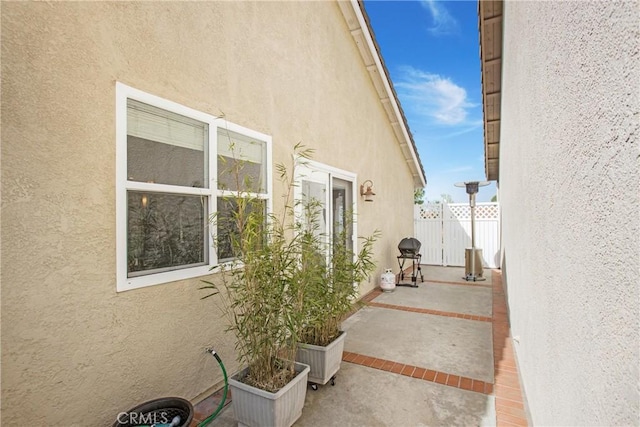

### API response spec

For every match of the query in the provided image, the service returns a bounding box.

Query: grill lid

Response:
[398,237,421,256]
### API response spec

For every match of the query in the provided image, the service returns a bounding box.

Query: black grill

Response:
[398,237,421,257]
[395,237,424,288]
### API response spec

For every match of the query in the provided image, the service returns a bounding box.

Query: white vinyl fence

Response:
[414,203,501,268]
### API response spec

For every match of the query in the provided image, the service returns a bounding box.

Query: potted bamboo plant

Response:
[296,203,379,389]
[200,143,314,427]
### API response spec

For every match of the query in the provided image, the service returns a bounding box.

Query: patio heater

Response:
[454,181,490,282]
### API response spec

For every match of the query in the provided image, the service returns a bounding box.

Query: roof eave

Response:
[478,0,503,182]
[338,0,427,188]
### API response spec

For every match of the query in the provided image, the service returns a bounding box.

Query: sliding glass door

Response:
[295,162,356,258]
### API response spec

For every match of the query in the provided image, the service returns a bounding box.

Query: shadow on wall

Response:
[494,251,501,273]
[501,251,509,317]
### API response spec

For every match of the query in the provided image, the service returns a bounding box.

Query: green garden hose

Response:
[198,349,229,427]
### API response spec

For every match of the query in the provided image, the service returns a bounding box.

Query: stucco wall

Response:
[500,1,639,425]
[1,2,416,425]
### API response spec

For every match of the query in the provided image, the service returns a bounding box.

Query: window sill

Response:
[117,261,246,292]
[117,265,214,292]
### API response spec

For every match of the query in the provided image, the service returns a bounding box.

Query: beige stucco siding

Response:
[499,1,639,424]
[1,2,416,425]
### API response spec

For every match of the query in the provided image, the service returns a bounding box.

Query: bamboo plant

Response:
[201,143,315,393]
[297,200,380,347]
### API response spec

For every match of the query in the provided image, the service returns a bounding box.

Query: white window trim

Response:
[116,82,272,292]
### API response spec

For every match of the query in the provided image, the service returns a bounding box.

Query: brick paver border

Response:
[367,301,492,322]
[342,351,494,395]
[361,285,492,322]
[492,270,529,426]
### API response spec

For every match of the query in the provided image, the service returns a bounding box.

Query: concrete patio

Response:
[193,266,528,426]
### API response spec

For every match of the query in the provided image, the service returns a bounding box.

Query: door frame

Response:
[294,158,358,257]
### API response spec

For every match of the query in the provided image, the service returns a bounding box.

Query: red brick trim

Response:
[492,269,529,426]
[360,287,383,303]
[342,351,494,395]
[367,301,492,322]
[192,386,232,426]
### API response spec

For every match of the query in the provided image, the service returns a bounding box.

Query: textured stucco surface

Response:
[499,1,639,425]
[1,2,416,425]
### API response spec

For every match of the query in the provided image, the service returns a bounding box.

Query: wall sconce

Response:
[360,180,376,202]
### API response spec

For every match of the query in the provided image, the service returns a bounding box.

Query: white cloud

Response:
[396,66,477,126]
[421,0,459,36]
[439,122,484,138]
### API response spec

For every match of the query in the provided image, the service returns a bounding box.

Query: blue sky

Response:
[363,0,496,203]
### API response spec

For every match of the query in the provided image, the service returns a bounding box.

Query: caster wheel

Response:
[330,378,336,386]
[311,384,318,391]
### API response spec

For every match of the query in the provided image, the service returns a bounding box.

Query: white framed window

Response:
[116,83,272,292]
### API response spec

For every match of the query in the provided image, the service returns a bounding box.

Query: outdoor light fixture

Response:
[360,180,376,202]
[454,180,490,282]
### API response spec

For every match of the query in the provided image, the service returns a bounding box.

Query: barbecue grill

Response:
[396,237,424,288]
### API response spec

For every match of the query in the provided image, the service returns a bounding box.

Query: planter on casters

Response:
[228,361,310,427]
[296,331,346,390]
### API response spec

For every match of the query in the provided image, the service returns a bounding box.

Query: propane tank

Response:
[380,268,396,292]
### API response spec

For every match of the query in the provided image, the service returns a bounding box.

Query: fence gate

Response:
[414,202,500,269]
[414,203,444,265]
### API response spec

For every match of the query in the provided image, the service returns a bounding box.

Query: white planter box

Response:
[296,331,346,386]
[228,361,310,427]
